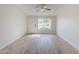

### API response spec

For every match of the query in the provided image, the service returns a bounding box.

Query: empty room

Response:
[0,4,79,54]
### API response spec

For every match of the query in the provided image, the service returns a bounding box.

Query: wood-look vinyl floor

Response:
[0,34,78,54]
[24,34,57,54]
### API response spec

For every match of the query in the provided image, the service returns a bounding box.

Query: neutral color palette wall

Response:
[27,16,56,34]
[57,5,79,49]
[0,5,27,49]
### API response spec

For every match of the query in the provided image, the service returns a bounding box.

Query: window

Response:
[38,17,51,29]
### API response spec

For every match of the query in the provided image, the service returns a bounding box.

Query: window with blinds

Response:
[38,17,51,29]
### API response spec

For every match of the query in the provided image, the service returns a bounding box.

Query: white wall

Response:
[57,5,79,49]
[27,16,56,34]
[0,5,27,49]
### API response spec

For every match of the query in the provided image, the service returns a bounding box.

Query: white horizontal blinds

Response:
[38,16,51,29]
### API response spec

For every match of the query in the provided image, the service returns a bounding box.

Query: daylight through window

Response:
[38,17,51,29]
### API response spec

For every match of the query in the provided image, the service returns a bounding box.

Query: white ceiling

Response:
[16,4,63,16]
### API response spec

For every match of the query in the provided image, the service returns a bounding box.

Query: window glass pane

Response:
[38,17,51,29]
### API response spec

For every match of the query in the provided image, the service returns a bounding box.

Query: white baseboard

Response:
[0,34,26,50]
[57,33,79,50]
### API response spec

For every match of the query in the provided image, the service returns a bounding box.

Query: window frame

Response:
[38,17,51,29]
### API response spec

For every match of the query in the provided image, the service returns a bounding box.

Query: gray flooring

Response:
[24,34,57,54]
[0,34,78,54]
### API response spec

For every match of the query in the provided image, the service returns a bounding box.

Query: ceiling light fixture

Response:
[37,4,51,12]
